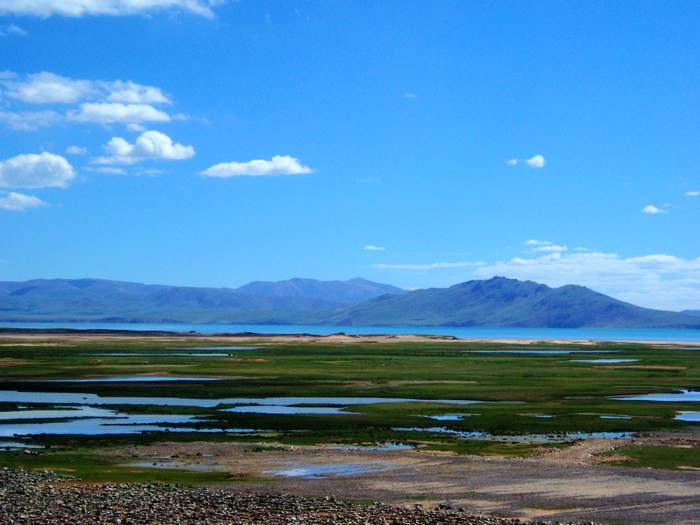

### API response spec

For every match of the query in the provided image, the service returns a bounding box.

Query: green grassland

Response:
[0,337,699,479]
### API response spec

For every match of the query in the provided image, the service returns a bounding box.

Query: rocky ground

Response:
[0,468,594,525]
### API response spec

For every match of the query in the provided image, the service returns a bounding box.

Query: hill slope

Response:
[328,277,700,328]
[0,277,403,323]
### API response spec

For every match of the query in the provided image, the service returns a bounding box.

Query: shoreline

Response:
[1,327,700,346]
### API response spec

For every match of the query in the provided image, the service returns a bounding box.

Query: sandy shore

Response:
[0,328,699,346]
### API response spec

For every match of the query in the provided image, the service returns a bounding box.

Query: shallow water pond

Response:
[0,391,481,409]
[265,461,396,479]
[38,376,223,383]
[570,359,639,364]
[222,405,350,415]
[615,390,700,402]
[392,427,633,443]
[675,412,700,422]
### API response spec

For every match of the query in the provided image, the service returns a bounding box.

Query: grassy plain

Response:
[0,335,699,480]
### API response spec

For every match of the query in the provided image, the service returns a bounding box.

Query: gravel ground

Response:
[0,468,594,525]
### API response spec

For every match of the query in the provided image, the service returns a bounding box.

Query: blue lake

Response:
[3,321,700,342]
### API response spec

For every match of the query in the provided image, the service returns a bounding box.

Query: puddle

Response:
[614,390,700,402]
[329,442,416,451]
[570,359,639,364]
[38,376,223,383]
[676,412,700,422]
[466,349,618,355]
[392,427,633,443]
[126,461,223,472]
[0,391,481,409]
[523,414,556,419]
[223,405,350,415]
[600,415,633,420]
[423,414,474,421]
[265,461,395,479]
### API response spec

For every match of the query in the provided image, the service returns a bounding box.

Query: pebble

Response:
[0,468,597,525]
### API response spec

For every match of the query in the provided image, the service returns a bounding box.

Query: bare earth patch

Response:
[110,439,700,524]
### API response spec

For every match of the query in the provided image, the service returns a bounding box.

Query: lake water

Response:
[3,322,700,342]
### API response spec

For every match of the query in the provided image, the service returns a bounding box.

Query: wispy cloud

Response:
[202,155,312,177]
[0,0,221,18]
[403,92,417,99]
[686,191,699,197]
[364,245,386,252]
[0,192,44,211]
[507,155,545,168]
[0,24,27,37]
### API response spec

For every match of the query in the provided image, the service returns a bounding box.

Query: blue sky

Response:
[0,0,699,310]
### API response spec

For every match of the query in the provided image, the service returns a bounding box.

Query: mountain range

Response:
[0,276,698,329]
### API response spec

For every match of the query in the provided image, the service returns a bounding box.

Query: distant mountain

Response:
[327,277,700,328]
[1,276,698,328]
[0,277,403,324]
[682,310,700,318]
[237,277,403,307]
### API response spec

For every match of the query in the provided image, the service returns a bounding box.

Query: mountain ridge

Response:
[0,276,698,328]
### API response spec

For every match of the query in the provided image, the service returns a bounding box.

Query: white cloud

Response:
[94,130,194,164]
[104,80,171,105]
[0,0,221,18]
[3,72,95,104]
[372,261,481,270]
[364,245,386,252]
[524,239,552,246]
[473,251,700,311]
[525,154,546,168]
[686,191,699,197]
[0,110,60,130]
[202,155,312,177]
[0,152,75,189]
[68,103,172,124]
[506,158,518,166]
[65,145,87,155]
[642,204,664,215]
[88,166,126,175]
[0,192,44,211]
[532,244,568,253]
[0,24,27,36]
